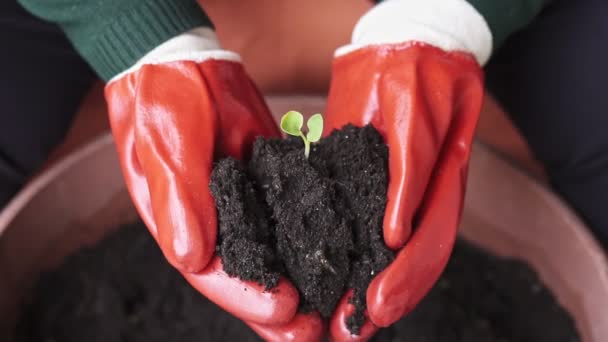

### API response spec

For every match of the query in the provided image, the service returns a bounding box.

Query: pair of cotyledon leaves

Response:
[280,111,324,158]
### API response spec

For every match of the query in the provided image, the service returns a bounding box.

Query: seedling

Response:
[280,111,324,158]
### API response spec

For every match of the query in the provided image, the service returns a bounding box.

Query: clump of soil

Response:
[17,223,581,342]
[209,124,394,332]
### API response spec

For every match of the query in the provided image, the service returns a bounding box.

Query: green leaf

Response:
[306,113,323,142]
[280,111,304,137]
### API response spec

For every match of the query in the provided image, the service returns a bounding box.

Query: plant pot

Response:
[1,96,607,342]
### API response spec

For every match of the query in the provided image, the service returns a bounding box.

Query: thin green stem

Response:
[300,133,311,159]
[304,140,310,159]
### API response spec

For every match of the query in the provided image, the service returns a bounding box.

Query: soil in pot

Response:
[209,123,394,333]
[16,222,580,342]
[16,222,256,342]
[372,239,581,342]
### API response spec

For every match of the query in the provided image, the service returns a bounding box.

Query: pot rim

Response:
[462,142,608,342]
[0,134,116,236]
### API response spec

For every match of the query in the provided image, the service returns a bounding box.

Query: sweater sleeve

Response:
[373,0,553,52]
[466,0,553,50]
[17,0,213,82]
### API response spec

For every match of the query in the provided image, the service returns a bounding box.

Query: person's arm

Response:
[17,2,323,341]
[17,0,212,81]
[326,0,554,340]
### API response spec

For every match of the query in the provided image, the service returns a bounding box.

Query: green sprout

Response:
[280,111,324,158]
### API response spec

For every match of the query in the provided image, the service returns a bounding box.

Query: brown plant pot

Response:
[1,97,607,342]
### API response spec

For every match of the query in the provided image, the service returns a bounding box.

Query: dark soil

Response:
[18,222,581,342]
[371,239,581,342]
[209,124,394,333]
[17,223,257,342]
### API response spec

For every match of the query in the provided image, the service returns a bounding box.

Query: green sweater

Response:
[18,0,551,82]
[458,0,552,51]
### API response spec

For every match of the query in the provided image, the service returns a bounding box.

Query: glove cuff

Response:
[108,27,241,84]
[336,0,492,66]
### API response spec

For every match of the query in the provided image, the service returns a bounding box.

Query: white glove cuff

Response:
[335,0,493,66]
[109,27,241,84]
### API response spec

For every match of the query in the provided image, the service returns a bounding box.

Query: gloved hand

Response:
[323,0,491,340]
[105,27,323,342]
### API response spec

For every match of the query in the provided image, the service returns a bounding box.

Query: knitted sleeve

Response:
[18,0,213,81]
[373,0,553,52]
[465,0,553,50]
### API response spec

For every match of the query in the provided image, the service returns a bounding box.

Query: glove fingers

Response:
[324,46,460,250]
[200,60,281,158]
[182,256,300,325]
[367,51,483,327]
[246,312,325,342]
[106,76,158,239]
[381,47,477,249]
[323,48,385,138]
[133,63,220,273]
[329,289,378,342]
[109,60,280,274]
[366,147,467,327]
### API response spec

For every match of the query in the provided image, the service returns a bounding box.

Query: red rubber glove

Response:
[323,0,491,340]
[104,28,323,341]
